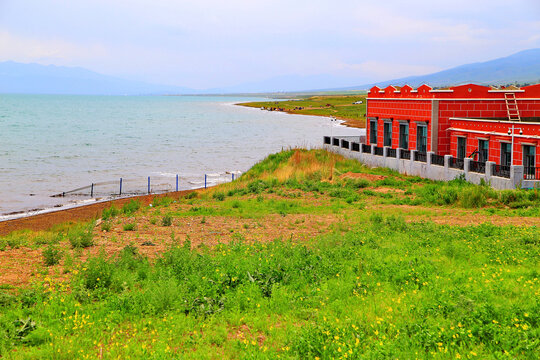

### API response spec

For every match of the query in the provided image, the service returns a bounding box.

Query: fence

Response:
[431,153,445,166]
[361,144,371,153]
[449,158,464,170]
[469,160,486,174]
[401,149,411,160]
[524,167,540,180]
[52,172,241,199]
[415,152,427,163]
[492,164,510,179]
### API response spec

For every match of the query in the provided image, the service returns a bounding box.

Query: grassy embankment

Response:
[0,149,539,359]
[237,95,367,128]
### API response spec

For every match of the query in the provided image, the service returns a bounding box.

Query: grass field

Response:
[237,95,367,128]
[0,149,539,359]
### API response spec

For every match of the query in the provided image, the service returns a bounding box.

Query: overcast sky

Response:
[1,0,539,89]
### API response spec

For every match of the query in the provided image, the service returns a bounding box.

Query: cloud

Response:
[0,31,108,65]
[0,0,539,88]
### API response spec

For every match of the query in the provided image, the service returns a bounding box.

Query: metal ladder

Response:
[504,93,521,121]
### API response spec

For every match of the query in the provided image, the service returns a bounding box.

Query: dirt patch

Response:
[0,211,340,289]
[228,324,266,346]
[0,190,201,237]
[340,172,386,182]
[370,187,405,194]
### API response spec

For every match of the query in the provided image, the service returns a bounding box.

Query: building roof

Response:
[367,83,540,99]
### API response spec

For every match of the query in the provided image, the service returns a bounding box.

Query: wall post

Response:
[427,151,434,166]
[485,161,494,182]
[510,165,524,189]
[464,158,471,178]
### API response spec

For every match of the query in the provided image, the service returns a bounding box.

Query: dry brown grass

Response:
[271,150,337,182]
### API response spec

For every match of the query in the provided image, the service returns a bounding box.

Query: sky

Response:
[1,0,540,90]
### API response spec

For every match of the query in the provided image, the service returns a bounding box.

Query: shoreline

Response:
[234,98,366,129]
[0,188,203,237]
[1,101,358,236]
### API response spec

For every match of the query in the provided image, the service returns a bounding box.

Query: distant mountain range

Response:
[341,48,540,91]
[1,48,540,95]
[0,61,194,95]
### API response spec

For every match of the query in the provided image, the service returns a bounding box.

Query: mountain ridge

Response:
[1,48,540,95]
[0,61,195,95]
[337,48,540,91]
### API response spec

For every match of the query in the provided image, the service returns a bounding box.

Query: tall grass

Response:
[0,217,537,358]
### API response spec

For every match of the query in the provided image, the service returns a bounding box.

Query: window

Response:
[500,143,511,166]
[383,121,392,147]
[457,137,466,159]
[369,119,377,144]
[478,139,489,162]
[523,145,536,171]
[399,123,409,150]
[416,124,427,153]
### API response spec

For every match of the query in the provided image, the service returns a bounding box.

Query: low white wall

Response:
[323,137,539,190]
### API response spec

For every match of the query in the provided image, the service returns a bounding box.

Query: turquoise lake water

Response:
[0,95,359,217]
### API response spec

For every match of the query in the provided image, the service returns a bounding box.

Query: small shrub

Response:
[162,215,173,226]
[152,197,173,207]
[344,178,371,189]
[68,223,94,249]
[102,205,120,220]
[42,245,62,266]
[213,192,226,201]
[459,187,487,208]
[370,213,383,224]
[79,254,114,290]
[201,216,206,224]
[247,180,269,194]
[185,192,198,199]
[122,200,141,215]
[101,221,111,232]
[363,189,376,197]
[123,223,136,231]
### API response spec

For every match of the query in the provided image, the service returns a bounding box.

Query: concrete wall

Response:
[323,136,539,190]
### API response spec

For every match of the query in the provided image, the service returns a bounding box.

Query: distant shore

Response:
[236,94,367,129]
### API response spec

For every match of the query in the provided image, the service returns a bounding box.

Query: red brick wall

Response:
[366,99,431,151]
[366,83,540,164]
[438,100,509,155]
[449,118,540,166]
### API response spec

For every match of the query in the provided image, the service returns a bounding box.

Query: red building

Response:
[366,83,540,172]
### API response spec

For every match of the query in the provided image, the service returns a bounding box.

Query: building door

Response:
[399,123,409,149]
[500,143,511,166]
[523,145,536,174]
[457,137,466,159]
[383,122,392,147]
[478,139,489,162]
[369,119,377,144]
[416,125,427,153]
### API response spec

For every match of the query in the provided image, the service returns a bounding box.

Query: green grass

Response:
[0,217,538,358]
[0,149,539,359]
[238,95,367,125]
